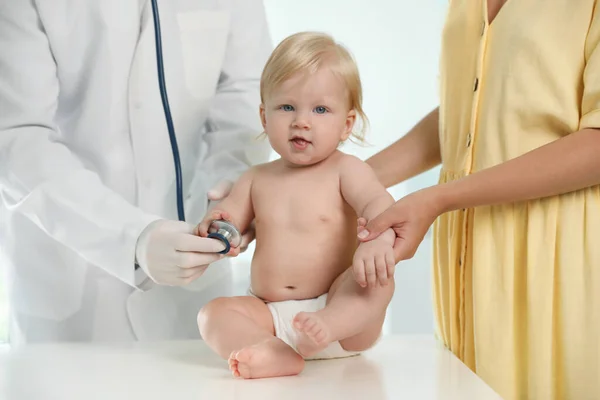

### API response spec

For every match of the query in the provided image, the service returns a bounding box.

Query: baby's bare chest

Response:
[251,172,352,227]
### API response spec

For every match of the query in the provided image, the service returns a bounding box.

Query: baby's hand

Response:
[194,210,240,256]
[194,209,232,237]
[352,239,395,288]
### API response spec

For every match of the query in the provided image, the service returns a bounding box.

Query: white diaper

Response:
[249,289,361,361]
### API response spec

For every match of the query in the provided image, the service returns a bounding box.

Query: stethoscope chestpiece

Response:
[207,220,242,254]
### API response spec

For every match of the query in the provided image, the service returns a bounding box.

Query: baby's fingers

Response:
[353,259,367,288]
[376,255,389,286]
[227,246,241,257]
[386,250,396,278]
[196,210,229,236]
[365,258,377,287]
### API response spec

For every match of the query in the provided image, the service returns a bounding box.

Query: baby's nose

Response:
[292,114,311,129]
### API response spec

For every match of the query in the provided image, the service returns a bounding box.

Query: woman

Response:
[359,1,600,399]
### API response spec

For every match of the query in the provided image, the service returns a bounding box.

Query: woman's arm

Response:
[366,107,442,188]
[359,128,600,262]
[436,128,600,212]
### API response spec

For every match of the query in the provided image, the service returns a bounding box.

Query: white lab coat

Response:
[0,0,272,344]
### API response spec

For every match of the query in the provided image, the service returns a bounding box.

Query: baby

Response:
[196,32,397,379]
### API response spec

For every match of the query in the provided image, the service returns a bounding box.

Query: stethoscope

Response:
[149,0,241,254]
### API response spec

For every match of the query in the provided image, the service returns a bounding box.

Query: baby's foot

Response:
[293,312,331,358]
[228,337,304,379]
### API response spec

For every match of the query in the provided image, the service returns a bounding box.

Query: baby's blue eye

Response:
[314,106,327,114]
[281,104,294,111]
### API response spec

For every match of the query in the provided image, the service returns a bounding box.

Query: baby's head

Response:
[259,31,368,166]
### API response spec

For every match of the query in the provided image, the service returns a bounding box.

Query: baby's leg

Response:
[198,296,304,378]
[293,268,394,357]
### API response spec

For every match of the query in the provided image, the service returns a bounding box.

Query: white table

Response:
[0,335,502,400]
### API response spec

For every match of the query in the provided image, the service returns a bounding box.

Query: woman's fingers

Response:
[358,204,400,241]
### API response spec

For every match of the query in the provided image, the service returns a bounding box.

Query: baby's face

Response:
[260,67,356,166]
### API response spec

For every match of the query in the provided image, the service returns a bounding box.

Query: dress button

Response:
[466,133,472,147]
[473,78,479,92]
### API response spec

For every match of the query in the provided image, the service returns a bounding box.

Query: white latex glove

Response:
[135,219,226,286]
[207,179,234,201]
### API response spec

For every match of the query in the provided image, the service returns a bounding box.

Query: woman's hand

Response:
[357,187,445,262]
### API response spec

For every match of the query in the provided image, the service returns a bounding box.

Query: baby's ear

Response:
[259,104,267,129]
[342,109,357,140]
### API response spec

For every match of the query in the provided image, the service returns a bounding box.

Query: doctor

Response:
[0,0,272,344]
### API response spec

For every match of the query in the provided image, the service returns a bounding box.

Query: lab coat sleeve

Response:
[0,1,159,286]
[189,0,273,213]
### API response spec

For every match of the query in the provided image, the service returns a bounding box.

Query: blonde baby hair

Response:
[260,31,369,144]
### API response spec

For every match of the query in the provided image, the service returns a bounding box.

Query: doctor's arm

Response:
[0,1,214,287]
[190,0,272,205]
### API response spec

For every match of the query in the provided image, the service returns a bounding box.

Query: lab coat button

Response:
[466,133,472,147]
[473,78,479,92]
[481,20,486,36]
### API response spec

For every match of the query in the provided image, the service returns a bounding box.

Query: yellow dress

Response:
[434,1,600,399]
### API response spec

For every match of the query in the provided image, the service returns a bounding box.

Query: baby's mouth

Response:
[290,136,311,150]
[291,137,311,145]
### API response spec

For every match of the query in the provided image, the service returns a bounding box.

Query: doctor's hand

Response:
[357,188,444,263]
[135,219,226,286]
[195,209,240,257]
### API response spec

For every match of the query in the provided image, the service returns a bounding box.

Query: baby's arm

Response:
[339,155,396,287]
[196,168,256,254]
